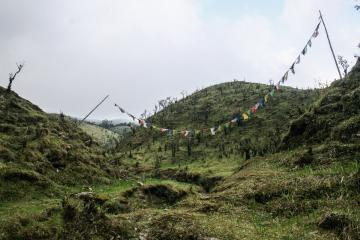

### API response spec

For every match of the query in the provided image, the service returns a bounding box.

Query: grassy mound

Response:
[147,213,205,240]
[0,86,124,201]
[282,60,360,149]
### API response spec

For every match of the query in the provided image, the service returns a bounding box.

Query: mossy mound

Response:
[142,184,187,204]
[157,168,223,192]
[318,212,360,240]
[0,86,125,201]
[61,193,136,239]
[282,60,360,149]
[147,213,205,240]
[121,183,188,207]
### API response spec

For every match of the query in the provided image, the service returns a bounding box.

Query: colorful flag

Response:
[210,127,216,135]
[282,71,289,83]
[312,22,321,38]
[270,89,275,97]
[275,83,281,91]
[242,112,249,120]
[302,45,307,55]
[258,98,265,107]
[296,55,301,64]
[290,63,295,74]
[307,39,312,48]
[265,94,269,103]
[160,128,168,133]
[251,106,257,113]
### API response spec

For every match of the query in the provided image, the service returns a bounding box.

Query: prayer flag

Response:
[259,98,265,107]
[210,127,216,135]
[281,71,289,83]
[275,83,280,91]
[251,106,257,113]
[242,112,249,120]
[265,94,269,103]
[296,55,301,64]
[307,39,312,48]
[302,45,307,55]
[115,104,126,113]
[290,63,295,74]
[312,22,320,38]
[160,128,168,133]
[270,89,275,97]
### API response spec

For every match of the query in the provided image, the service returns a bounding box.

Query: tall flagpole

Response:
[319,10,342,80]
[80,95,109,124]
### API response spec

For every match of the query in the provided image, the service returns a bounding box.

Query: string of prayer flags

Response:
[113,20,323,139]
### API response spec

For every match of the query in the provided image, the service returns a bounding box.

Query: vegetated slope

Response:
[210,60,360,239]
[125,81,319,162]
[79,122,121,149]
[2,65,359,240]
[0,86,123,202]
[282,59,360,149]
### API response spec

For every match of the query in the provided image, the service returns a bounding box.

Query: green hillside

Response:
[121,80,319,163]
[0,60,359,239]
[79,122,121,149]
[0,86,125,201]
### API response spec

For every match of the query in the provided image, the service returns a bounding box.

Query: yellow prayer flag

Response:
[265,94,269,103]
[242,112,249,120]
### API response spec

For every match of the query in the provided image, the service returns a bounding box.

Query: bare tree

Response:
[153,105,158,115]
[7,63,24,93]
[180,90,187,99]
[337,55,350,77]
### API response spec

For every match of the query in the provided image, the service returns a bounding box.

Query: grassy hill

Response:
[79,122,121,149]
[121,80,319,163]
[0,86,126,202]
[107,63,359,239]
[0,61,359,239]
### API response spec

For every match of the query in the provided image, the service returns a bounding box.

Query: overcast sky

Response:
[0,0,359,120]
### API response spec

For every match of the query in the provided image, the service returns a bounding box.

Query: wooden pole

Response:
[80,95,109,124]
[319,10,342,80]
